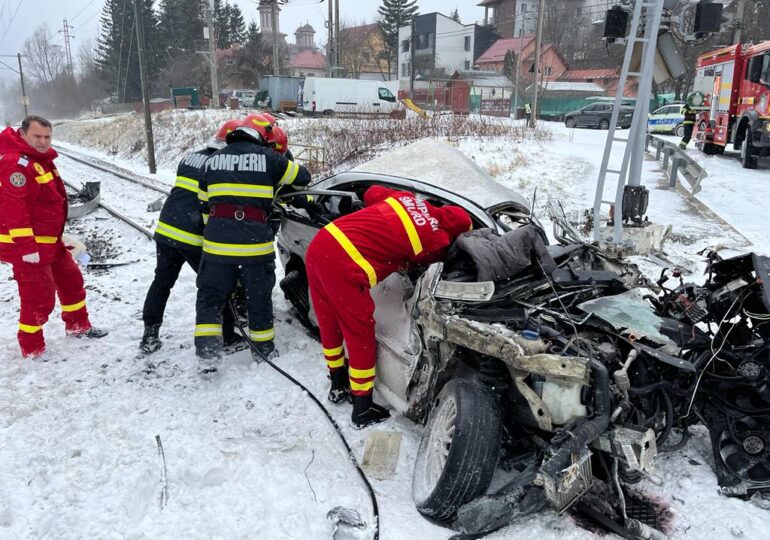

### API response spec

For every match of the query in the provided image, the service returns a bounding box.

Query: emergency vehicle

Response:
[693,41,770,169]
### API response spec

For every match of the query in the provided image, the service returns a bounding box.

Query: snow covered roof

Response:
[352,139,529,211]
[529,81,605,92]
[560,68,619,81]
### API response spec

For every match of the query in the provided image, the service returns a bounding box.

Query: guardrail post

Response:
[645,134,650,151]
[662,147,672,169]
[656,140,664,160]
[669,157,681,188]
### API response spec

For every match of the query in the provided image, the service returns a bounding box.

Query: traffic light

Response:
[604,5,629,42]
[694,2,723,37]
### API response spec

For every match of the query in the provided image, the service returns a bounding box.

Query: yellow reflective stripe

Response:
[202,213,209,225]
[249,118,271,127]
[350,379,374,392]
[202,239,274,257]
[61,299,86,313]
[35,172,54,184]
[249,328,275,342]
[198,190,209,202]
[384,197,423,256]
[350,366,375,379]
[208,183,273,199]
[155,221,203,247]
[9,228,33,238]
[325,223,377,287]
[194,324,222,337]
[0,235,57,243]
[323,344,344,357]
[19,323,42,333]
[174,176,198,193]
[326,357,345,369]
[279,162,299,186]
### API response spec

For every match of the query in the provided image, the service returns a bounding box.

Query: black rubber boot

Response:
[251,341,278,363]
[351,394,390,429]
[328,367,352,404]
[71,327,109,339]
[139,323,162,354]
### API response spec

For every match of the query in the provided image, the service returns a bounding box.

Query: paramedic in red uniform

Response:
[305,186,472,428]
[0,116,107,359]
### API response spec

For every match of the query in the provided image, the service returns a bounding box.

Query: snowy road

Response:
[2,116,770,539]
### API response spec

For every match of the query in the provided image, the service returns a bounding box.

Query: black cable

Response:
[227,301,380,539]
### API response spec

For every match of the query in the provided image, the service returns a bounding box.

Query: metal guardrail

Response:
[646,134,708,195]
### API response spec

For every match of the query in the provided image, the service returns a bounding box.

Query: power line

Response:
[0,0,23,49]
[71,0,98,24]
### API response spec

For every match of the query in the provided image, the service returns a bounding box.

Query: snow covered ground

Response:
[2,112,770,539]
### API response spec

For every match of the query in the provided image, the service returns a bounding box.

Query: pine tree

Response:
[157,0,204,56]
[215,0,232,49]
[228,4,246,45]
[450,8,461,23]
[238,21,270,86]
[377,0,418,76]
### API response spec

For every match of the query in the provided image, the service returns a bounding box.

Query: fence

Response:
[646,134,708,195]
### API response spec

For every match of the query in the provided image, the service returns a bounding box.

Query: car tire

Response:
[741,136,758,169]
[565,118,576,128]
[322,109,335,117]
[279,269,316,332]
[674,123,684,138]
[412,379,501,523]
[599,119,610,130]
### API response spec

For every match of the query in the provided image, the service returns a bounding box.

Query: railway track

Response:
[56,147,171,239]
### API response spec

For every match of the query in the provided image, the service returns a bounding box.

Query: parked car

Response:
[564,103,634,129]
[275,139,770,538]
[647,102,686,136]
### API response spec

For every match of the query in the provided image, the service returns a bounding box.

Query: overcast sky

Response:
[0,0,485,81]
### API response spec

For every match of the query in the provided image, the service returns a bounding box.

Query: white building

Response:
[398,12,498,85]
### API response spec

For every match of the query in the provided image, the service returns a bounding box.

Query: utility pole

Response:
[733,0,746,45]
[61,19,75,78]
[133,0,156,174]
[326,0,334,77]
[531,0,546,128]
[17,53,28,117]
[334,0,340,78]
[271,0,280,75]
[207,0,220,108]
[409,16,416,96]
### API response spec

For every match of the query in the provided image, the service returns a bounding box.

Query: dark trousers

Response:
[525,113,531,127]
[681,123,694,145]
[195,259,275,358]
[143,242,235,339]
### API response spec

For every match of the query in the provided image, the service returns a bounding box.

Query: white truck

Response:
[297,77,400,116]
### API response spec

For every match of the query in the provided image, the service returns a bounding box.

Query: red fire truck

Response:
[693,41,770,169]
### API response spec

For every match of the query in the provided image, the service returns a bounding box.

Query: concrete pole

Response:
[531,0,546,128]
[733,0,746,44]
[409,17,416,96]
[17,53,28,117]
[208,0,220,108]
[327,0,333,77]
[334,0,340,78]
[133,0,156,174]
[271,1,279,75]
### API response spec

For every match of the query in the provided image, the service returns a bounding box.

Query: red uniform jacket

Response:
[0,127,66,264]
[322,186,472,287]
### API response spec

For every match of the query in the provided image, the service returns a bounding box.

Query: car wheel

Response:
[741,136,758,169]
[279,268,317,333]
[322,109,335,117]
[565,118,576,128]
[412,379,501,523]
[599,119,610,130]
[674,123,684,138]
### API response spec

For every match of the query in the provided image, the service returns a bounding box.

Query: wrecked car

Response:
[276,140,770,538]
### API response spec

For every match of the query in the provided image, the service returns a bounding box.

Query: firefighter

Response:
[194,122,311,373]
[679,102,697,149]
[0,116,107,358]
[305,186,472,428]
[139,119,243,354]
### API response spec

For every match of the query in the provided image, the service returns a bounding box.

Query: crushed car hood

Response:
[351,138,530,212]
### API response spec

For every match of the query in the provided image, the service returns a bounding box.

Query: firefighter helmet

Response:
[244,113,273,132]
[262,112,277,126]
[270,126,288,154]
[207,119,242,149]
[226,122,269,145]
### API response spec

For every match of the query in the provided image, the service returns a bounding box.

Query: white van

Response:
[298,78,400,115]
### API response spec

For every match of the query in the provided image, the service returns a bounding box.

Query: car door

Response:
[580,104,601,126]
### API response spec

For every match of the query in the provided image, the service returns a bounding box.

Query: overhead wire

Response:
[0,0,23,49]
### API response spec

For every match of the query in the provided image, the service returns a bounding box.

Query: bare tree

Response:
[22,25,66,85]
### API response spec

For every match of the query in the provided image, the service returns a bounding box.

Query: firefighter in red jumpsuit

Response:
[305,186,472,428]
[0,116,107,358]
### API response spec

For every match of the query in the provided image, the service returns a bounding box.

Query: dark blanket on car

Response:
[443,225,556,282]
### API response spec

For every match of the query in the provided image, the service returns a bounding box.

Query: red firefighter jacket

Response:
[319,186,472,287]
[0,127,66,264]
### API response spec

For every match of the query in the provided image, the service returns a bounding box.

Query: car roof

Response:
[347,139,530,212]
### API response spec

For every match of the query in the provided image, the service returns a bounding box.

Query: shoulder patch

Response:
[33,162,45,175]
[17,156,29,167]
[9,172,26,187]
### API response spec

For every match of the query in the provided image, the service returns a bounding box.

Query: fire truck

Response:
[693,41,770,169]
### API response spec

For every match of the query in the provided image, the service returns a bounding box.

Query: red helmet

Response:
[243,113,273,132]
[214,119,242,141]
[270,126,288,154]
[262,112,277,126]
